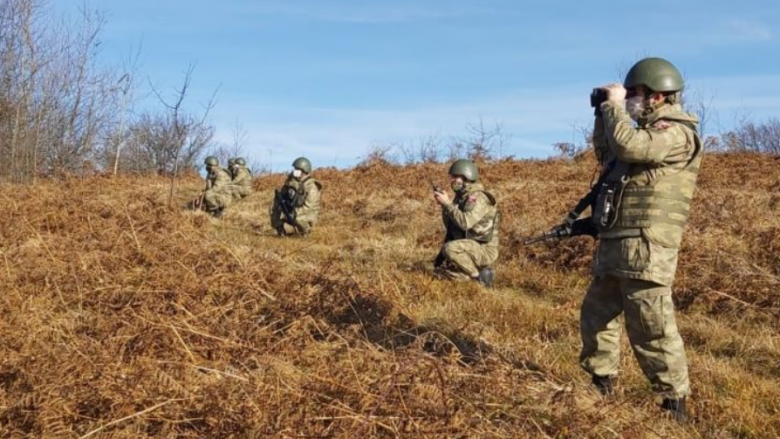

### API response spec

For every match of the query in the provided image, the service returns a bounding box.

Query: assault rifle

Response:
[274,189,296,225]
[523,160,614,245]
[523,219,596,245]
[430,179,456,267]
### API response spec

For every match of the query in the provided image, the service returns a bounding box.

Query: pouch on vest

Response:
[593,174,629,230]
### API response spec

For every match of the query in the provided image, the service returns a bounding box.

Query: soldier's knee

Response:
[442,241,461,259]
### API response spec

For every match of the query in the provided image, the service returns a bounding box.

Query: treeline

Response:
[0,0,218,183]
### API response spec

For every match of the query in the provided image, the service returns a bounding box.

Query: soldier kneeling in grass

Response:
[200,156,233,218]
[269,157,322,236]
[229,157,253,200]
[432,159,499,287]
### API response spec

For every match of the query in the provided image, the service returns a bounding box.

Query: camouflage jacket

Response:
[232,166,253,188]
[280,175,322,221]
[206,167,232,190]
[441,182,499,248]
[592,101,702,285]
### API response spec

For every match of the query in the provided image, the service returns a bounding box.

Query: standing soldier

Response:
[202,156,233,218]
[433,159,499,287]
[580,58,701,422]
[270,157,322,236]
[231,157,253,200]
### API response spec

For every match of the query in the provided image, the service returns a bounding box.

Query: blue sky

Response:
[52,0,780,169]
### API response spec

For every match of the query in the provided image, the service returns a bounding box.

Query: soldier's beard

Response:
[451,181,464,192]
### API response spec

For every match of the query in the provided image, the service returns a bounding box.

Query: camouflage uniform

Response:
[270,175,322,235]
[580,100,702,399]
[203,166,234,212]
[436,182,500,280]
[231,165,253,199]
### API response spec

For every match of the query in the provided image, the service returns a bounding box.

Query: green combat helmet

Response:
[204,156,219,167]
[624,57,684,93]
[292,157,312,174]
[227,158,236,167]
[448,159,479,182]
[235,157,247,166]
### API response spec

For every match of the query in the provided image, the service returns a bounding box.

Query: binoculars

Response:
[590,88,608,109]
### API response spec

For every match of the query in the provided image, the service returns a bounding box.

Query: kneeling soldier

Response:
[270,157,322,236]
[230,157,253,200]
[202,156,233,218]
[433,159,499,287]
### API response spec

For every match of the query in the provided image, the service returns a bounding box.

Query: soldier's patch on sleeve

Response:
[652,120,673,130]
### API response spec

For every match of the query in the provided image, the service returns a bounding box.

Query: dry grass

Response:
[0,152,778,438]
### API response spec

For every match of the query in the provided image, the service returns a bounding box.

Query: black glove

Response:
[570,218,597,238]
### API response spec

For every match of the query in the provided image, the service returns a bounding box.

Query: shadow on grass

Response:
[323,292,544,373]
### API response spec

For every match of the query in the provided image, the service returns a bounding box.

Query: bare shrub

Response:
[721,117,780,154]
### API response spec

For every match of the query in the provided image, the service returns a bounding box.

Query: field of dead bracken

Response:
[0,152,778,438]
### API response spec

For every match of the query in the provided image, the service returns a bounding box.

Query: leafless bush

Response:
[357,143,397,167]
[120,111,214,176]
[721,117,780,154]
[0,0,126,182]
[454,119,511,162]
[551,125,592,160]
[400,132,443,164]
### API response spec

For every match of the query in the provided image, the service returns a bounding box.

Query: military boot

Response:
[211,208,224,218]
[591,374,616,397]
[477,267,495,288]
[661,397,688,423]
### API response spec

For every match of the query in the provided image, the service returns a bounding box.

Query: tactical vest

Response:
[233,167,253,188]
[281,176,322,208]
[208,168,231,189]
[445,189,499,244]
[593,118,702,248]
[280,178,301,210]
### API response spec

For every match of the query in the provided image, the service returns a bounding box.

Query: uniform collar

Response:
[638,103,697,127]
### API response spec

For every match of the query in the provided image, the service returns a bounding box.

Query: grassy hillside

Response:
[0,153,778,438]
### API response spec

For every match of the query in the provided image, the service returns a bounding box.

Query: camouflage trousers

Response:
[579,274,690,398]
[204,187,234,212]
[436,239,498,280]
[233,185,252,200]
[269,203,316,235]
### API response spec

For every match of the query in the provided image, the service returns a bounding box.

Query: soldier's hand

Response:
[433,190,450,206]
[603,83,626,102]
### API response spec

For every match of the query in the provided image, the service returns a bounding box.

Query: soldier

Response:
[230,157,253,200]
[202,156,233,218]
[269,157,322,236]
[433,159,499,287]
[580,58,701,422]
